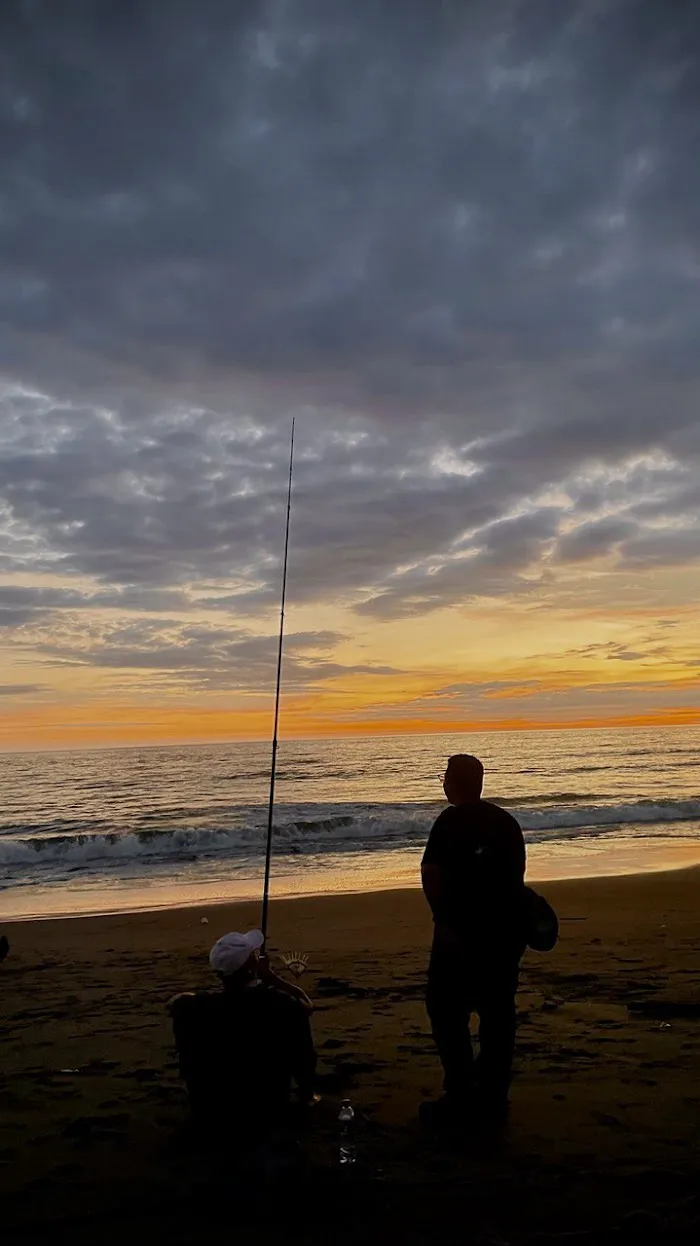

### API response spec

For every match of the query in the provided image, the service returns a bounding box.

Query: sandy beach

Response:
[2,868,700,1244]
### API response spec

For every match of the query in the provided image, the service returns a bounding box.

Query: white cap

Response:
[209,929,264,976]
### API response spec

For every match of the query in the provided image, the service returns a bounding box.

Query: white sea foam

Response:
[2,798,699,873]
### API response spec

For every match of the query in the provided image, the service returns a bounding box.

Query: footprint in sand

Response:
[62,1112,131,1139]
[591,1111,625,1128]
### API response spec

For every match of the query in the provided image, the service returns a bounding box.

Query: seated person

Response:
[168,929,316,1139]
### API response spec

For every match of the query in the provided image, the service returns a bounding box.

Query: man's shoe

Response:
[475,1089,510,1124]
[419,1093,470,1130]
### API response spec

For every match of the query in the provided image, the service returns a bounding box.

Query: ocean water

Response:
[1,727,700,919]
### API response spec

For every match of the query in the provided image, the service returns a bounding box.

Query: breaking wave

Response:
[2,798,700,872]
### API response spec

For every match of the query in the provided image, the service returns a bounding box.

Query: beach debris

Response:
[659,1022,672,1030]
[281,950,309,978]
[200,917,209,924]
[58,1069,81,1075]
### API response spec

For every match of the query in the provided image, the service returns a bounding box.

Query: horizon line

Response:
[1,714,698,756]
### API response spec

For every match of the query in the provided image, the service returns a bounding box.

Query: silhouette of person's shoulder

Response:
[482,799,520,823]
[167,988,223,1019]
[442,799,520,832]
[168,982,302,1025]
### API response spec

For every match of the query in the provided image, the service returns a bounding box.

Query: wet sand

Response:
[2,868,700,1243]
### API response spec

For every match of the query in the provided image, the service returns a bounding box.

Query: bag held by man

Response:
[522,886,559,952]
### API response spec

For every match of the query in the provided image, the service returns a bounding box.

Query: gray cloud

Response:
[342,674,700,725]
[23,617,400,690]
[1,0,699,644]
[554,516,637,563]
[567,640,672,662]
[0,583,191,615]
[619,528,700,569]
[356,507,562,617]
[3,1,699,388]
[0,683,45,696]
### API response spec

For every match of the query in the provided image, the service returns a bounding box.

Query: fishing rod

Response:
[261,417,295,943]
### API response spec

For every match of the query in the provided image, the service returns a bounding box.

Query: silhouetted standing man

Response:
[421,754,526,1124]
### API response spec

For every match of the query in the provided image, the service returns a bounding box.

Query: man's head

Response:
[209,929,264,986]
[442,754,484,805]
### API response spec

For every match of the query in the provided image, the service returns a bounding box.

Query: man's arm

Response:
[505,817,526,886]
[421,860,444,918]
[258,957,314,1013]
[421,812,450,920]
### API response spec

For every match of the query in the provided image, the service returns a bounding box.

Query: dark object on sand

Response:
[0,935,9,965]
[523,887,559,952]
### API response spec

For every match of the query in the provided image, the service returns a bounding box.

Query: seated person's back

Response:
[169,929,316,1135]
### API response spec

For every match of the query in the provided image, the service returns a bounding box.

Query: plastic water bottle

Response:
[338,1098,356,1165]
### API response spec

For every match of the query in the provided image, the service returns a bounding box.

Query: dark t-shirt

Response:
[169,982,316,1130]
[422,800,527,945]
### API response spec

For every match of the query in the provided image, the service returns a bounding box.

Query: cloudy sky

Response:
[1,0,699,750]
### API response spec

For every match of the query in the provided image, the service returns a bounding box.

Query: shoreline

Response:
[5,860,700,956]
[5,833,700,923]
